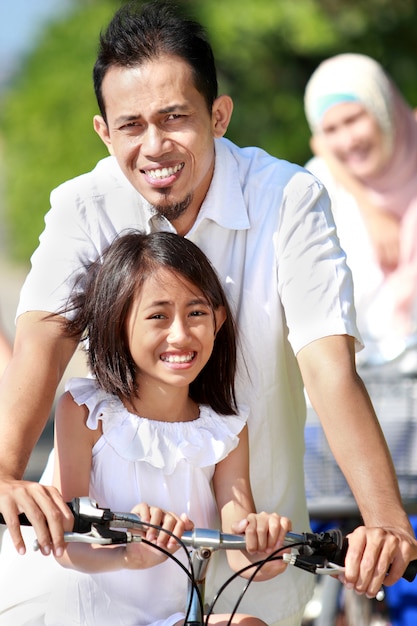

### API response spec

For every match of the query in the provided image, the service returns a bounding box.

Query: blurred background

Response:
[1,0,417,267]
[1,0,417,478]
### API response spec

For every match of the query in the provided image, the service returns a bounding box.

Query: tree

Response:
[1,0,417,262]
[0,0,118,262]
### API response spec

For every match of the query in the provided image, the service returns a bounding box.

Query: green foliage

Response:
[1,0,417,262]
[189,0,417,164]
[0,0,121,262]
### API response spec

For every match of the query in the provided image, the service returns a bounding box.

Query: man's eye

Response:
[120,122,142,131]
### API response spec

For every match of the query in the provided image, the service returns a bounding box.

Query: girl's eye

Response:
[189,309,209,317]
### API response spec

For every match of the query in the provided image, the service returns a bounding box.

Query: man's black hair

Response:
[93,0,218,120]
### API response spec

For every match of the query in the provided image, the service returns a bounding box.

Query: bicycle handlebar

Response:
[1,497,417,582]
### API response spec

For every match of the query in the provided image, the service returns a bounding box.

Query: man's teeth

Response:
[162,352,194,363]
[148,163,184,179]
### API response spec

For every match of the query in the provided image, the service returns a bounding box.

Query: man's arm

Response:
[298,334,417,597]
[0,311,77,556]
[0,323,12,379]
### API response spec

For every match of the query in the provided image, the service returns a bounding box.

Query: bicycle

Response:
[5,496,417,626]
[304,342,417,625]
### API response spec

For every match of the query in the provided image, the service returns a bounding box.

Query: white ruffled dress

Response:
[45,377,247,626]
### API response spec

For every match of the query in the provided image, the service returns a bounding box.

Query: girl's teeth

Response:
[163,353,194,363]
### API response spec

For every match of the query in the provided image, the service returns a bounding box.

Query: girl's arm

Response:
[212,425,291,581]
[52,392,192,573]
[52,391,94,501]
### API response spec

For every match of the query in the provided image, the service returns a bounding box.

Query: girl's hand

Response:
[123,503,194,569]
[233,511,291,554]
[230,512,292,579]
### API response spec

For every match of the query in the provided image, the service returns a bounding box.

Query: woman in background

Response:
[304,52,417,364]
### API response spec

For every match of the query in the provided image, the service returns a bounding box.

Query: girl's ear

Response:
[214,306,227,335]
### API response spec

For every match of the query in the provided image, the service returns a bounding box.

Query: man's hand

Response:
[342,525,417,598]
[0,478,73,557]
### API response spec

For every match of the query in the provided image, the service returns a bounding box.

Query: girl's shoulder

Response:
[198,404,249,435]
[64,378,250,471]
[65,377,119,425]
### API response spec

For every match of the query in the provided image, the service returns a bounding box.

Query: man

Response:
[0,320,11,380]
[0,2,415,624]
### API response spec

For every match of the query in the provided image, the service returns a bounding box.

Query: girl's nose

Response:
[167,317,192,344]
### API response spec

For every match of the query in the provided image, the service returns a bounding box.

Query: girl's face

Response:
[320,101,389,179]
[126,267,226,393]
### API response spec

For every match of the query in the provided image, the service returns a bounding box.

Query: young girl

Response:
[47,231,291,626]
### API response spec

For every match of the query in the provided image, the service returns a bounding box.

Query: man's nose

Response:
[142,125,169,156]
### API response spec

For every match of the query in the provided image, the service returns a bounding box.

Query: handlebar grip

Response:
[0,511,32,526]
[310,530,417,582]
[401,560,417,582]
[0,500,82,531]
[336,533,417,582]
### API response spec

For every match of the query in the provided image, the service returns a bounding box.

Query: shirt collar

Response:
[191,138,250,233]
[127,137,251,234]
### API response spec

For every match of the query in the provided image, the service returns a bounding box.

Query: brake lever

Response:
[315,562,345,575]
[283,552,386,601]
[34,523,134,550]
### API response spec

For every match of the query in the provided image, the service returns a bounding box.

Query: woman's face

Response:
[320,101,389,179]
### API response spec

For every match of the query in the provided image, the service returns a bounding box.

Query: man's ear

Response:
[214,305,227,335]
[212,95,234,138]
[93,115,114,156]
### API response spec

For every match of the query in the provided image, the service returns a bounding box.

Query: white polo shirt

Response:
[18,137,360,622]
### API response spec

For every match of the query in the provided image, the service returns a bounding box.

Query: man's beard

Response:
[152,192,193,223]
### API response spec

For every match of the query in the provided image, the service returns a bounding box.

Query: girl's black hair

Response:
[64,230,237,415]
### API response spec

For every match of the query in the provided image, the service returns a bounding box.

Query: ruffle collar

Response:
[66,378,248,474]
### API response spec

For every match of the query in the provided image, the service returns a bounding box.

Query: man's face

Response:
[94,55,231,234]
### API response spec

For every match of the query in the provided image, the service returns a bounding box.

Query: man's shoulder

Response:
[304,155,333,183]
[220,138,317,186]
[51,156,128,201]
